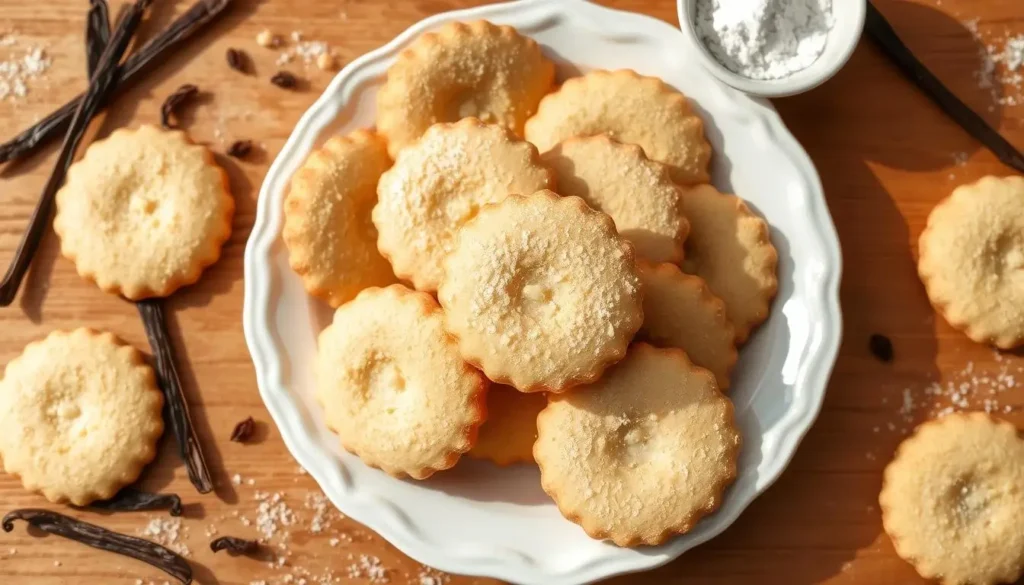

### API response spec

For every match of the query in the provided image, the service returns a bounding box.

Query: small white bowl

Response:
[676,0,866,98]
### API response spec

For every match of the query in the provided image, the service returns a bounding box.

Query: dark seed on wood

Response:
[210,536,259,555]
[226,140,253,159]
[270,71,297,89]
[159,83,199,129]
[869,333,894,363]
[225,47,249,74]
[230,416,255,442]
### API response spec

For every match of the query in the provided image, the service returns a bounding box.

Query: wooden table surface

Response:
[1,1,1022,584]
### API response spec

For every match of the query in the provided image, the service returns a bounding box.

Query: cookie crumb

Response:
[256,29,280,48]
[316,52,336,71]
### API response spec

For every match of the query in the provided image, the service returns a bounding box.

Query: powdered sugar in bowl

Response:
[677,0,866,98]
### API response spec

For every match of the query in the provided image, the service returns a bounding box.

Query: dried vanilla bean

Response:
[89,488,183,516]
[3,509,192,584]
[137,299,214,494]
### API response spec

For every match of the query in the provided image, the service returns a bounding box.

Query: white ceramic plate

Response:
[243,1,843,584]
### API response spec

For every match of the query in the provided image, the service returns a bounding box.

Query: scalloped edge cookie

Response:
[283,129,397,307]
[534,343,741,547]
[0,328,164,506]
[880,413,1024,585]
[315,284,488,479]
[468,385,547,465]
[638,262,737,390]
[438,190,643,394]
[680,184,778,344]
[377,20,555,158]
[525,69,712,186]
[918,176,1024,349]
[53,124,234,300]
[542,135,688,264]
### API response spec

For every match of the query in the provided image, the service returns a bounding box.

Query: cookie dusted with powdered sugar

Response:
[880,413,1024,585]
[535,343,741,546]
[53,125,234,300]
[680,184,778,344]
[918,176,1024,349]
[284,129,397,307]
[376,20,554,157]
[542,135,688,264]
[0,329,164,506]
[438,191,643,393]
[316,285,487,479]
[525,69,712,185]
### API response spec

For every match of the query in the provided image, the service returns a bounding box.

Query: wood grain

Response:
[0,1,1022,584]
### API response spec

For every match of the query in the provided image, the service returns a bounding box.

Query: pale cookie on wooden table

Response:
[0,329,164,506]
[376,20,555,158]
[374,118,553,292]
[283,129,396,307]
[680,184,778,344]
[469,385,548,465]
[439,190,643,394]
[53,124,234,300]
[879,413,1024,585]
[316,285,487,479]
[638,262,737,390]
[534,343,741,547]
[918,176,1024,349]
[542,135,688,264]
[525,69,713,185]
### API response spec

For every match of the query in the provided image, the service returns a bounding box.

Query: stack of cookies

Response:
[283,20,779,547]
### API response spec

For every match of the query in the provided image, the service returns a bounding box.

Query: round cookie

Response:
[316,284,487,479]
[680,185,778,344]
[374,118,554,292]
[376,20,555,158]
[542,135,688,263]
[469,385,547,465]
[53,124,234,300]
[534,343,741,547]
[0,329,164,506]
[918,176,1024,349]
[638,262,737,390]
[525,69,713,186]
[438,190,643,393]
[283,129,397,307]
[880,413,1024,585]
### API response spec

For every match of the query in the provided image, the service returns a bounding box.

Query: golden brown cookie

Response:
[0,329,164,506]
[542,135,688,263]
[918,176,1024,349]
[469,385,547,465]
[316,285,487,479]
[283,129,397,307]
[374,118,554,292]
[880,413,1024,585]
[535,343,741,547]
[438,190,643,393]
[377,20,555,158]
[525,69,712,185]
[680,185,778,344]
[53,124,234,300]
[638,262,737,390]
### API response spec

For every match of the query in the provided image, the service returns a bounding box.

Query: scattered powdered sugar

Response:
[275,30,338,70]
[694,0,834,80]
[0,33,51,100]
[962,19,1023,108]
[138,517,191,557]
[346,554,390,582]
[891,351,1018,434]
